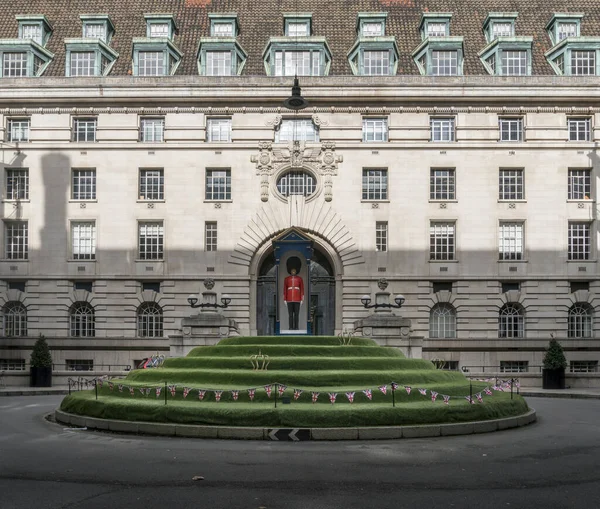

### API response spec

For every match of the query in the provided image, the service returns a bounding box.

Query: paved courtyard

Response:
[1,396,599,509]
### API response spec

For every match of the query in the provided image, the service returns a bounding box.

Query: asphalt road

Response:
[1,396,599,509]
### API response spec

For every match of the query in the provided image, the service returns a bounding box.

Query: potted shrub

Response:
[30,334,53,387]
[542,336,567,389]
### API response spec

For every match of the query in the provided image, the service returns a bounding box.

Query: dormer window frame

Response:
[546,13,583,46]
[483,13,517,43]
[208,14,239,38]
[283,13,312,37]
[197,38,248,76]
[263,37,331,77]
[356,12,388,38]
[419,13,453,40]
[144,13,177,41]
[478,38,533,76]
[16,15,52,47]
[80,14,115,45]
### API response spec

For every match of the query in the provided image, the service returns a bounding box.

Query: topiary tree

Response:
[30,334,52,368]
[543,337,567,370]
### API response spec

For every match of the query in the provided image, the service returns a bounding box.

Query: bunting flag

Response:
[476,393,483,403]
[431,391,438,402]
[183,387,191,399]
[231,390,239,401]
[311,392,320,403]
[346,392,355,403]
[118,384,123,393]
[156,386,162,398]
[484,387,493,396]
[515,381,521,388]
[145,388,151,396]
[248,388,256,401]
[214,390,223,402]
[363,389,373,400]
[169,385,177,397]
[98,379,103,389]
[264,385,273,398]
[465,396,474,404]
[404,386,412,395]
[129,386,135,396]
[278,384,287,397]
[329,393,337,404]
[139,387,145,396]
[108,382,114,392]
[379,385,387,395]
[198,390,206,401]
[293,389,303,401]
[443,395,450,405]
[418,388,427,396]
[391,382,398,391]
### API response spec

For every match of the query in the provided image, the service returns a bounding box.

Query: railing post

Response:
[274,383,278,409]
[95,379,98,400]
[164,381,167,406]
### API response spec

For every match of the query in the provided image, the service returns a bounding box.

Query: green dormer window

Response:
[546,14,583,45]
[479,14,531,76]
[145,14,176,40]
[545,14,599,75]
[348,13,398,76]
[65,15,117,76]
[133,14,181,76]
[17,15,52,46]
[284,14,312,37]
[199,14,246,76]
[80,15,115,44]
[420,13,452,39]
[209,14,239,37]
[483,13,517,42]
[413,13,462,76]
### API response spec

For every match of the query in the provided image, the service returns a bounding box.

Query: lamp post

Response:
[360,294,405,309]
[187,294,231,309]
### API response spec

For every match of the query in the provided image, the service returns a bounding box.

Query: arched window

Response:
[276,171,316,197]
[568,303,593,338]
[3,302,27,337]
[69,302,95,337]
[499,303,524,338]
[429,303,456,338]
[137,303,163,338]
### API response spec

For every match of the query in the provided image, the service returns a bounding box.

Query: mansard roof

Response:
[1,0,600,76]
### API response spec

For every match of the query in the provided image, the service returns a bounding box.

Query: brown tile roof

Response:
[0,0,598,77]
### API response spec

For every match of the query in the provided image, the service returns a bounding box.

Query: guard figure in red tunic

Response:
[283,268,304,330]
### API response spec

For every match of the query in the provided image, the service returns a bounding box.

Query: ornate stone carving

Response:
[251,140,342,202]
[377,278,389,291]
[203,278,215,290]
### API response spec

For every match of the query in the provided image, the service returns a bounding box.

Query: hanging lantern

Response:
[283,76,309,110]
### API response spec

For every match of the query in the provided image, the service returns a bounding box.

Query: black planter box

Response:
[30,367,52,387]
[542,368,565,390]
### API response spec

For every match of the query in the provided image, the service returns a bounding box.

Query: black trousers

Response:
[287,302,300,330]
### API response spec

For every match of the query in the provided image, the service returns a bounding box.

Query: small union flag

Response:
[264,385,273,398]
[431,391,438,402]
[183,387,191,399]
[248,388,256,401]
[379,385,387,396]
[293,389,303,401]
[231,390,239,401]
[198,390,206,401]
[404,386,412,395]
[443,395,450,405]
[484,387,493,396]
[476,392,483,403]
[108,382,114,392]
[129,386,134,396]
[118,384,123,393]
[311,392,320,403]
[363,389,373,400]
[329,393,337,404]
[214,390,223,402]
[346,392,355,403]
[169,385,177,397]
[278,384,287,397]
[418,388,427,396]
[156,387,162,398]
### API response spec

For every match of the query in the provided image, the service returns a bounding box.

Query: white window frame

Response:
[491,22,514,39]
[499,117,523,142]
[83,23,107,41]
[274,50,321,77]
[138,221,164,260]
[276,171,316,197]
[3,302,27,337]
[499,222,524,261]
[205,169,231,201]
[149,23,170,38]
[376,221,388,252]
[205,51,232,76]
[568,117,591,142]
[430,50,458,76]
[4,221,28,260]
[73,118,97,142]
[7,118,30,143]
[502,50,528,76]
[362,169,388,201]
[71,221,96,260]
[571,50,596,76]
[285,21,310,37]
[430,222,455,261]
[69,302,95,337]
[71,168,96,200]
[498,304,525,339]
[138,51,164,76]
[139,168,164,200]
[137,302,163,338]
[499,169,524,201]
[362,50,390,76]
[140,117,165,142]
[70,51,95,77]
[5,168,29,200]
[362,117,388,142]
[430,168,455,200]
[429,303,457,339]
[568,169,591,200]
[361,22,384,37]
[568,222,591,261]
[430,117,455,142]
[568,304,593,338]
[276,119,319,142]
[206,118,232,142]
[3,52,28,77]
[205,222,218,252]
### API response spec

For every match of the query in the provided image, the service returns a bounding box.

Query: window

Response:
[140,117,164,142]
[430,118,455,142]
[8,281,26,292]
[492,22,514,39]
[21,23,42,44]
[72,169,96,200]
[501,282,520,293]
[71,221,96,260]
[139,169,164,200]
[205,222,217,252]
[498,304,524,338]
[498,169,524,200]
[83,23,107,41]
[206,118,231,142]
[432,281,453,293]
[362,22,383,37]
[362,118,388,142]
[65,359,94,371]
[5,221,28,259]
[568,222,591,261]
[570,360,598,373]
[568,303,593,338]
[274,50,321,76]
[69,52,95,76]
[376,221,388,252]
[430,169,455,200]
[558,23,578,41]
[429,303,456,339]
[276,171,316,197]
[285,17,311,37]
[69,302,95,337]
[501,50,528,76]
[138,51,164,76]
[499,223,524,261]
[211,22,234,37]
[3,53,28,77]
[430,222,455,261]
[7,118,30,142]
[73,118,97,142]
[568,169,591,200]
[142,281,160,293]
[5,168,28,200]
[138,222,164,260]
[571,50,595,75]
[362,50,390,75]
[427,23,448,38]
[206,51,232,76]
[74,281,93,292]
[570,281,590,293]
[498,118,523,142]
[137,303,163,338]
[205,169,231,200]
[500,361,528,373]
[3,302,27,337]
[276,119,319,142]
[0,359,25,371]
[149,23,170,38]
[431,51,458,76]
[568,117,591,142]
[362,169,388,200]
[440,360,459,371]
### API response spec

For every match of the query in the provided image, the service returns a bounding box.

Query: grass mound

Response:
[61,335,529,428]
